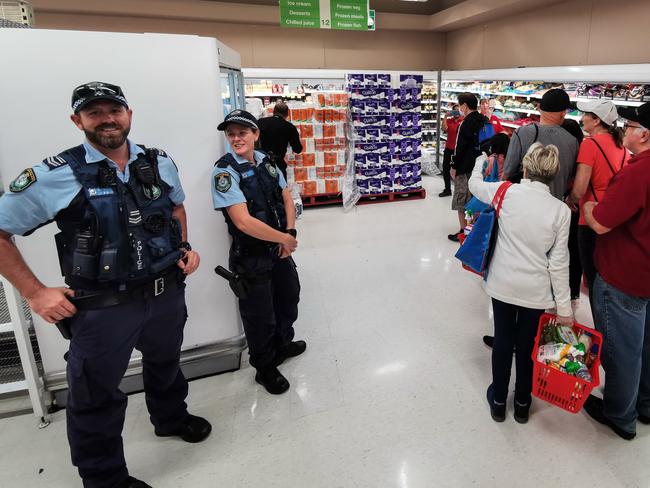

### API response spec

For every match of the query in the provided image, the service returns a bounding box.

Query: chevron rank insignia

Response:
[215,172,232,193]
[9,168,37,193]
[43,155,68,170]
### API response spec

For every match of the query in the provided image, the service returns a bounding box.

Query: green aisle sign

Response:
[280,0,369,31]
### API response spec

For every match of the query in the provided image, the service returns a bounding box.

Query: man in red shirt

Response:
[582,102,650,440]
[439,104,463,197]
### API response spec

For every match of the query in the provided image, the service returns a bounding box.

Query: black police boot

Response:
[155,414,212,443]
[255,366,290,394]
[116,476,153,488]
[274,340,307,366]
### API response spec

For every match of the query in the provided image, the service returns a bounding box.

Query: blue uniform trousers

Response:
[230,249,300,369]
[66,287,189,488]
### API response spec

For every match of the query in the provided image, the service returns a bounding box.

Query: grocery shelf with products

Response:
[438,64,650,159]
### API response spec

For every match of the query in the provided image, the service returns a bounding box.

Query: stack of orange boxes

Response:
[285,92,349,196]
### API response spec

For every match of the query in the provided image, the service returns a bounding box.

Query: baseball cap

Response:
[576,99,619,125]
[72,81,128,114]
[617,102,650,130]
[217,110,259,131]
[539,88,572,112]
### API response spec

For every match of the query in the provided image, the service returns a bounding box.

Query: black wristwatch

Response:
[179,241,192,251]
[287,229,297,238]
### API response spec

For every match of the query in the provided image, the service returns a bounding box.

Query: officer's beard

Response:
[85,123,131,150]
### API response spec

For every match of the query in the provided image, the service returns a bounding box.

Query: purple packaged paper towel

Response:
[356,178,370,194]
[365,153,380,166]
[368,177,383,194]
[354,153,366,166]
[377,99,391,112]
[350,99,365,113]
[347,73,364,85]
[365,128,381,140]
[378,74,391,85]
[364,99,379,113]
[364,74,378,85]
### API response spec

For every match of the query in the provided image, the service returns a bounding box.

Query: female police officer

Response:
[212,110,305,394]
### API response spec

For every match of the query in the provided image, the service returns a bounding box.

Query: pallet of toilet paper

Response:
[285,92,350,196]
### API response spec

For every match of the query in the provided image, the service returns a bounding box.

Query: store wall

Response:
[35,12,446,70]
[445,0,650,69]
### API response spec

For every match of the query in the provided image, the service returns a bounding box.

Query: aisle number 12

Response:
[319,0,331,29]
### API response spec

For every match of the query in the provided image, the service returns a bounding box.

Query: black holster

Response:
[215,265,249,300]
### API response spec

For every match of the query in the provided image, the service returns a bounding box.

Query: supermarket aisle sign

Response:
[280,0,370,31]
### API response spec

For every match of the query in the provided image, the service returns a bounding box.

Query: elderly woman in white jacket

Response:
[469,142,572,424]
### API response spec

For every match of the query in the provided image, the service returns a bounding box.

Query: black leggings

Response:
[442,148,454,191]
[491,298,544,404]
[568,209,583,299]
[578,225,598,307]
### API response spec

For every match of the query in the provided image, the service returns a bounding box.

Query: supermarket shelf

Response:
[440,135,447,141]
[573,97,645,107]
[443,86,647,107]
[421,110,437,114]
[502,122,521,129]
[441,98,456,103]
[246,91,307,98]
[497,106,582,121]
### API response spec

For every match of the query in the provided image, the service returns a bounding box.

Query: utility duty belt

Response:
[72,267,183,310]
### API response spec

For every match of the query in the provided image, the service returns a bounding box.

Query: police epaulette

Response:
[43,155,69,170]
[151,148,168,158]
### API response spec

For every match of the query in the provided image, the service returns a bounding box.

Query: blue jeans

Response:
[592,274,650,434]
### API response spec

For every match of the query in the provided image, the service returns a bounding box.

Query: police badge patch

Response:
[215,172,232,193]
[143,185,162,201]
[9,168,37,193]
[265,163,278,178]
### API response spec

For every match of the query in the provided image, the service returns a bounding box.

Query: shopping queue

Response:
[450,88,650,440]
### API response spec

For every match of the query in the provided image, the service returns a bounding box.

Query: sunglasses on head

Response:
[74,82,122,99]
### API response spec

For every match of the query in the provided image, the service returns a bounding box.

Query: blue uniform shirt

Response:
[211,150,287,210]
[0,139,185,236]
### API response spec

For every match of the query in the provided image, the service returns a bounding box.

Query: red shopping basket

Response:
[531,313,602,413]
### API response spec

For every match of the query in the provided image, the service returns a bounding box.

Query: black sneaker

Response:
[583,395,636,440]
[638,413,650,424]
[155,414,212,443]
[116,476,153,488]
[274,340,307,366]
[438,189,452,197]
[447,231,461,242]
[482,335,494,349]
[487,384,506,422]
[514,399,531,424]
[255,366,290,395]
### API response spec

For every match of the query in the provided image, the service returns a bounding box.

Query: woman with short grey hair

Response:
[468,142,572,424]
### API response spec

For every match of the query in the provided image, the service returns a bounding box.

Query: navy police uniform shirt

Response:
[211,150,287,210]
[0,139,185,236]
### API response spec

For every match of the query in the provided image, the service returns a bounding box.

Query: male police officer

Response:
[212,110,305,395]
[0,82,211,488]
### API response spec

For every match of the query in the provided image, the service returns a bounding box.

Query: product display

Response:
[347,73,423,196]
[285,92,349,196]
[439,77,650,161]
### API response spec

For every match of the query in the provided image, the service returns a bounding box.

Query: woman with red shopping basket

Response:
[468,142,572,423]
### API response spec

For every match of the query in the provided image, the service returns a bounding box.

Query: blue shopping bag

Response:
[455,181,512,277]
[464,155,501,214]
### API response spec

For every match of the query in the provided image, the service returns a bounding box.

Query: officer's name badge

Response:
[9,168,37,193]
[215,172,231,193]
[87,187,115,197]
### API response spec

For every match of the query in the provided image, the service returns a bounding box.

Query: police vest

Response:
[215,152,287,250]
[51,145,182,290]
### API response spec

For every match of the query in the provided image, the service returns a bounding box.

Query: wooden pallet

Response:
[302,188,426,208]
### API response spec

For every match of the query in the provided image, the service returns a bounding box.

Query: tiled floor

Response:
[1,175,648,488]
